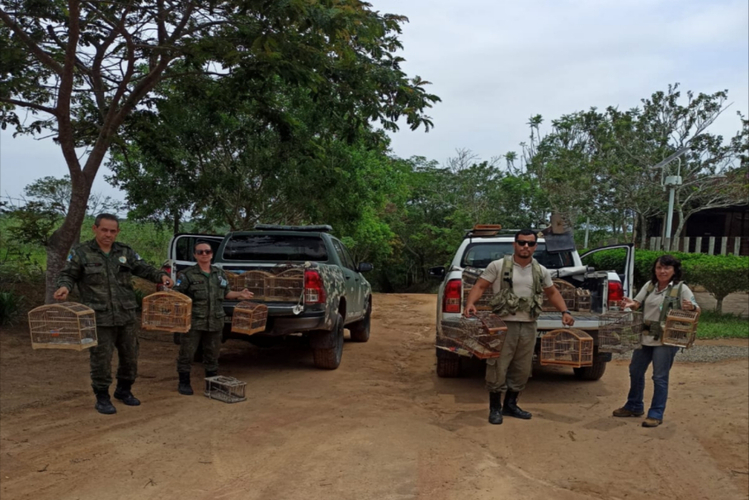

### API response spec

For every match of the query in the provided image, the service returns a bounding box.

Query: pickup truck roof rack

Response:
[463,226,545,239]
[253,224,333,233]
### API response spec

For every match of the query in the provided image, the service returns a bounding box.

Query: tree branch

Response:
[0,97,58,116]
[0,7,64,75]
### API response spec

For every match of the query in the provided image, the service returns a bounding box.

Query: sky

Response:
[1,0,747,204]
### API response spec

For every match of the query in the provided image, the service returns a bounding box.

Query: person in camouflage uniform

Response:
[54,214,172,415]
[463,229,575,425]
[173,241,253,395]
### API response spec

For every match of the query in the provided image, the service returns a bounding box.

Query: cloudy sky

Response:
[1,0,747,202]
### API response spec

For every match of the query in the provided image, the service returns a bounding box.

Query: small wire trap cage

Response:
[440,312,507,359]
[243,270,272,298]
[662,309,700,348]
[576,288,592,312]
[598,310,643,353]
[28,302,97,350]
[141,291,192,333]
[265,267,305,302]
[462,267,492,311]
[542,279,576,311]
[540,328,594,367]
[204,376,247,403]
[231,301,268,335]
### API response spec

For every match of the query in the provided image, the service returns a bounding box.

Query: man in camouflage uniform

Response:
[464,229,575,425]
[54,214,172,415]
[173,241,253,395]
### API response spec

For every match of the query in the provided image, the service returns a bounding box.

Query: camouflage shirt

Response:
[174,265,231,332]
[56,239,167,326]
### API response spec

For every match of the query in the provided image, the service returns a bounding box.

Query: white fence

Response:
[648,236,746,256]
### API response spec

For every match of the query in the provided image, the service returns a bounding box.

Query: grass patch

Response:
[696,310,749,339]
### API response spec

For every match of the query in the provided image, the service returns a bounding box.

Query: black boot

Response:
[502,391,532,419]
[114,379,141,406]
[488,392,503,425]
[178,372,193,396]
[94,389,117,415]
[205,370,218,378]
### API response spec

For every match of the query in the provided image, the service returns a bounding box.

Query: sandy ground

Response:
[1,293,747,500]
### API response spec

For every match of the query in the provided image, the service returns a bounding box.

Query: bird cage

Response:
[598,310,643,353]
[462,268,492,311]
[542,279,577,311]
[231,301,268,335]
[224,271,247,292]
[28,302,97,350]
[662,309,700,348]
[141,291,192,333]
[243,270,272,299]
[204,375,246,403]
[440,312,507,359]
[576,288,592,312]
[266,267,305,302]
[540,328,594,367]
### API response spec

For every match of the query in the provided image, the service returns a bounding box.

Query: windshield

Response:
[223,234,328,261]
[461,242,575,269]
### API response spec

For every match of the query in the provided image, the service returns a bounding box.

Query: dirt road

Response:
[1,294,747,500]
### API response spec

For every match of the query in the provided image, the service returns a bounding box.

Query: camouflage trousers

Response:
[90,324,139,392]
[485,321,536,393]
[177,329,221,374]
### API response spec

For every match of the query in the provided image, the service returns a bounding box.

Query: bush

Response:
[0,290,25,326]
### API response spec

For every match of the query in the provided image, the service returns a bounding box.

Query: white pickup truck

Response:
[430,226,634,381]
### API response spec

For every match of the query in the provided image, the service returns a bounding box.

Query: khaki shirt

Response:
[174,265,231,331]
[634,281,698,346]
[480,258,553,322]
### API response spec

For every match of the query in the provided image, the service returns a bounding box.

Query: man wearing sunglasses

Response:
[173,240,254,395]
[464,229,575,425]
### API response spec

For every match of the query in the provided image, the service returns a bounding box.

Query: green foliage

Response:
[696,311,749,339]
[0,290,24,327]
[3,202,60,247]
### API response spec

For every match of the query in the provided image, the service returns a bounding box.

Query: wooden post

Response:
[655,237,662,251]
[672,237,680,253]
[695,237,702,254]
[649,237,657,250]
[720,237,728,255]
[683,237,690,253]
[735,238,742,256]
[708,237,715,255]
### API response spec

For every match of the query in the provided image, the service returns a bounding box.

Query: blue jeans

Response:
[623,345,679,420]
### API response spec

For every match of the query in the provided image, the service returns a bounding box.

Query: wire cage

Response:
[225,271,248,292]
[266,267,305,302]
[440,312,507,359]
[540,328,594,367]
[598,310,643,353]
[28,302,98,350]
[231,301,268,335]
[662,309,700,348]
[576,288,592,312]
[462,267,492,311]
[542,279,577,312]
[204,375,247,403]
[141,291,192,333]
[242,270,272,298]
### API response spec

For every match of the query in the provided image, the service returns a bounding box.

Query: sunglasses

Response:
[515,240,537,247]
[195,249,213,255]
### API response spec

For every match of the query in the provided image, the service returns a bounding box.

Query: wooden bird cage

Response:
[243,270,272,299]
[462,267,492,311]
[204,375,246,403]
[662,309,700,348]
[231,301,268,335]
[28,302,97,350]
[225,271,247,292]
[141,291,192,333]
[440,312,507,359]
[575,288,592,312]
[542,279,577,311]
[540,328,594,367]
[598,310,643,353]
[266,267,305,302]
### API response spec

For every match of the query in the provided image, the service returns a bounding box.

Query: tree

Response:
[23,175,122,217]
[0,0,439,301]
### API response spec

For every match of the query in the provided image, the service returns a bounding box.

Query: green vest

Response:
[489,255,545,319]
[642,281,682,340]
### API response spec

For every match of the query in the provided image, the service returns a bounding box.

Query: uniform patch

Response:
[193,280,205,285]
[119,256,127,264]
[85,262,103,267]
[67,250,75,261]
[219,277,228,288]
[135,253,142,261]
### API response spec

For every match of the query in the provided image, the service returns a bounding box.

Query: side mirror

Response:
[357,262,374,273]
[428,266,446,279]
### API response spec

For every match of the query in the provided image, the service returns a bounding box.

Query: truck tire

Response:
[348,299,371,343]
[312,313,344,370]
[574,356,608,381]
[436,349,461,378]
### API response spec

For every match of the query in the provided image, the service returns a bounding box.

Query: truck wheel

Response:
[348,300,371,343]
[312,313,344,370]
[574,356,608,380]
[436,349,461,378]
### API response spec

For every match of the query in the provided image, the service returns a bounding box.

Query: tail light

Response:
[442,279,462,313]
[608,281,624,305]
[304,270,326,304]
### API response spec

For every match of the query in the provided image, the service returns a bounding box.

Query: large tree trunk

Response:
[639,213,648,249]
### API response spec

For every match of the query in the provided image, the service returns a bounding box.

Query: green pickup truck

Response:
[164,225,373,369]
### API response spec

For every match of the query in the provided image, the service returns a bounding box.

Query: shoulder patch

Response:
[134,253,142,261]
[67,249,75,261]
